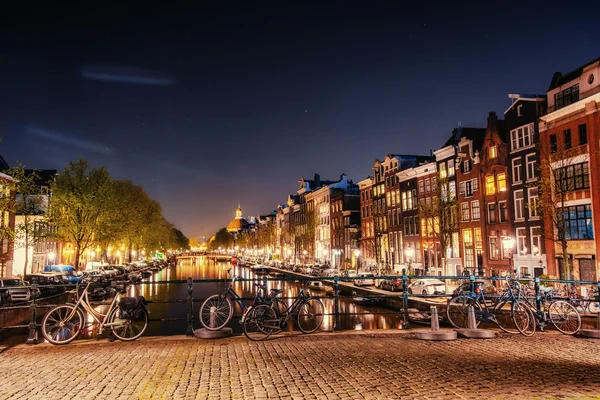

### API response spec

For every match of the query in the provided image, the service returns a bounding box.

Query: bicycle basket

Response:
[119,296,148,320]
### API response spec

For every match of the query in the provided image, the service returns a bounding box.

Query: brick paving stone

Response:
[0,330,599,399]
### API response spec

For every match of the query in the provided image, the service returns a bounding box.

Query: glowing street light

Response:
[48,252,56,264]
[404,247,414,273]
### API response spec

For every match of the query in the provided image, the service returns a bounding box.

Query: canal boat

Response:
[308,281,334,296]
[352,291,379,306]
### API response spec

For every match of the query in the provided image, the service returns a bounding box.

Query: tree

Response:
[209,228,233,250]
[418,176,459,276]
[189,237,199,249]
[10,166,50,275]
[536,138,591,280]
[49,159,114,270]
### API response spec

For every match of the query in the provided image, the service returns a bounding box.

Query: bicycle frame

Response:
[67,282,122,336]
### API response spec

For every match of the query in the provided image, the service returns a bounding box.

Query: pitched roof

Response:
[548,56,600,91]
[442,127,487,150]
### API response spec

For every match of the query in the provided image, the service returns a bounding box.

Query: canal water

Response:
[0,256,405,346]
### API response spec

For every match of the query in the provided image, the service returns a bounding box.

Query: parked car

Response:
[0,277,34,305]
[379,278,403,292]
[355,272,376,287]
[43,265,81,283]
[24,273,67,297]
[407,278,446,295]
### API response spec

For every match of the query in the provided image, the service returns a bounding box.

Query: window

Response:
[497,173,507,192]
[517,228,527,255]
[419,180,424,194]
[554,162,590,192]
[550,134,557,153]
[425,178,431,193]
[579,124,587,145]
[526,154,537,181]
[531,227,541,256]
[461,202,470,222]
[465,181,473,197]
[471,201,480,220]
[564,129,571,149]
[448,181,456,200]
[472,178,478,192]
[489,146,497,159]
[459,181,465,196]
[561,204,594,240]
[514,190,525,220]
[488,203,497,224]
[448,159,455,177]
[510,125,534,151]
[517,104,523,117]
[463,230,474,268]
[499,201,508,223]
[512,158,522,183]
[463,159,471,173]
[528,187,539,218]
[486,176,495,195]
[489,236,498,260]
[439,163,447,179]
[554,83,579,110]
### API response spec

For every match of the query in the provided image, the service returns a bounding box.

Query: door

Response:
[578,259,596,282]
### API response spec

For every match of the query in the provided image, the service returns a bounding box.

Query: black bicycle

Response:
[199,269,271,330]
[242,284,324,341]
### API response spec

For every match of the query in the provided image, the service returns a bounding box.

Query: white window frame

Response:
[498,201,508,223]
[528,187,539,219]
[526,153,537,181]
[531,226,542,256]
[514,190,525,221]
[516,227,527,255]
[461,202,470,222]
[512,158,522,184]
[471,200,480,221]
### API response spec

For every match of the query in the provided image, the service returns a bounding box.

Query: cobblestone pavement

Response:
[1,329,599,400]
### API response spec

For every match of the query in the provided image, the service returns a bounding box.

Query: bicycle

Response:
[242,283,324,341]
[199,269,272,330]
[515,286,581,336]
[567,287,600,315]
[446,277,529,334]
[41,280,149,345]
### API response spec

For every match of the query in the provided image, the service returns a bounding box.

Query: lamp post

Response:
[353,249,361,273]
[48,251,56,266]
[502,237,515,276]
[404,247,414,274]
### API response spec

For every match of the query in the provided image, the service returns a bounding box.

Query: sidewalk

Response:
[1,329,599,399]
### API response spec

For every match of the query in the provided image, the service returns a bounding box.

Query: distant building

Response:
[0,171,16,277]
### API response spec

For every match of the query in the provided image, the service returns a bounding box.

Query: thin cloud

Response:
[25,126,114,156]
[80,65,175,86]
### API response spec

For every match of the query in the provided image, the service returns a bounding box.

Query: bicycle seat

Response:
[539,286,553,293]
[270,288,284,295]
[254,283,267,290]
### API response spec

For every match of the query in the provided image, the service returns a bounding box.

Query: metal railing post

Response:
[186,277,194,336]
[25,278,38,345]
[402,268,410,329]
[534,277,541,312]
[469,275,475,293]
[333,275,341,331]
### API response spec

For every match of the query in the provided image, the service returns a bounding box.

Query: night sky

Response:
[2,3,599,240]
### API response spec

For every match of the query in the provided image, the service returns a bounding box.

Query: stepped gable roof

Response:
[442,127,487,150]
[548,56,600,91]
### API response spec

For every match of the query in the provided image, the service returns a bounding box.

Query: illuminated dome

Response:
[226,204,249,233]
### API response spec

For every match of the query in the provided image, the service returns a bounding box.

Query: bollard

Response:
[186,277,194,336]
[333,276,341,331]
[534,277,541,312]
[467,306,477,330]
[25,279,38,345]
[402,269,410,329]
[430,306,440,331]
[413,306,456,341]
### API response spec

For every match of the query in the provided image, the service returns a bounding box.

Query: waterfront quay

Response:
[1,330,599,400]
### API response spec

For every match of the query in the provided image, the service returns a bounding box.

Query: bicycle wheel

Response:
[511,301,536,337]
[297,298,324,334]
[243,304,277,341]
[446,295,481,329]
[549,300,581,335]
[199,294,233,330]
[41,305,84,345]
[495,300,530,334]
[108,307,148,341]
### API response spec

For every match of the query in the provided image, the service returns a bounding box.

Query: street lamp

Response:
[353,249,361,273]
[502,237,515,275]
[48,252,56,265]
[405,247,414,274]
[303,249,308,264]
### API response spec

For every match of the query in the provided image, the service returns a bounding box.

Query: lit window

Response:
[489,146,497,159]
[439,163,447,179]
[486,176,495,195]
[497,173,507,192]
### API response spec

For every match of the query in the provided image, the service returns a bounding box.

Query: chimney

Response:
[487,111,497,131]
[314,173,321,188]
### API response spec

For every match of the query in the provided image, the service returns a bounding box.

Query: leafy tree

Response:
[189,237,199,249]
[10,166,51,275]
[209,228,233,250]
[49,159,114,270]
[418,176,459,276]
